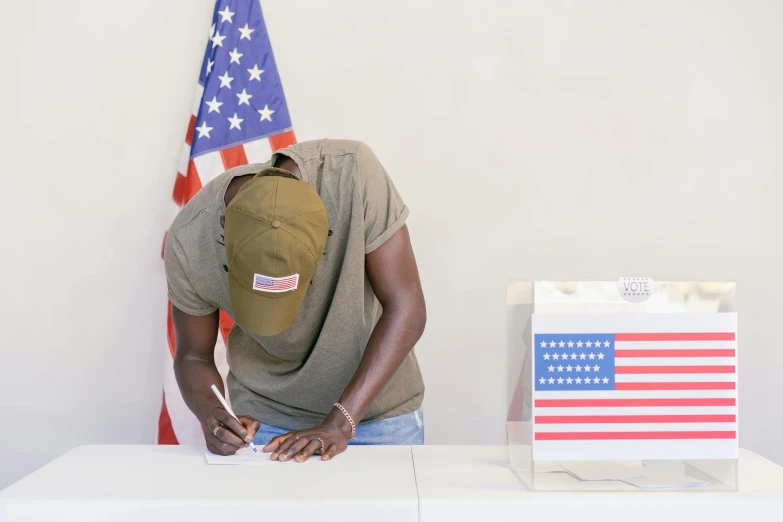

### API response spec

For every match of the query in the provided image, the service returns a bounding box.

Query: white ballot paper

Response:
[622,474,709,489]
[205,446,326,465]
[560,462,709,489]
[560,461,645,481]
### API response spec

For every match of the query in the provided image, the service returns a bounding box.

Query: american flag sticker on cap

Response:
[252,273,299,293]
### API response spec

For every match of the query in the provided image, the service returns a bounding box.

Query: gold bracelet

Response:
[334,402,356,440]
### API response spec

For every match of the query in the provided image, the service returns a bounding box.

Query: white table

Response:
[413,446,783,522]
[3,445,783,522]
[0,445,418,522]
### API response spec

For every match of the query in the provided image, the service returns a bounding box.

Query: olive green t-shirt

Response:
[164,139,425,430]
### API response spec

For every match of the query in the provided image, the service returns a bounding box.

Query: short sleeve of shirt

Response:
[356,143,410,254]
[164,232,218,316]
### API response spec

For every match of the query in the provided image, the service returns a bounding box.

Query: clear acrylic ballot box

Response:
[506,280,738,491]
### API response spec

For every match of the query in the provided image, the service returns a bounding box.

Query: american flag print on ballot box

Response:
[532,313,738,461]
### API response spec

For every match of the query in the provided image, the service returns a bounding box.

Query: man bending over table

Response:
[164,139,426,462]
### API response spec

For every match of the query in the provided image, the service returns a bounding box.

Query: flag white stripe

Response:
[213,327,230,402]
[615,373,736,382]
[243,137,274,164]
[535,406,735,416]
[614,357,735,366]
[191,84,204,116]
[535,422,737,433]
[192,150,226,185]
[535,389,736,399]
[163,200,181,227]
[177,144,191,177]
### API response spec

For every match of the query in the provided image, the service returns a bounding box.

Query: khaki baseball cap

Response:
[224,168,328,337]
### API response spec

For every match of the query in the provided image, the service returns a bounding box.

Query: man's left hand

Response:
[264,418,350,462]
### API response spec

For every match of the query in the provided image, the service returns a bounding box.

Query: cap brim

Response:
[228,271,307,337]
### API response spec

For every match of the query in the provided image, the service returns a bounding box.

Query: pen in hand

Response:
[210,384,258,453]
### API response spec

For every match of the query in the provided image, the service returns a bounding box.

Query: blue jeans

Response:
[252,408,424,446]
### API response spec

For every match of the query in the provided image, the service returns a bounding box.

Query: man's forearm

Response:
[329,300,426,429]
[173,355,225,423]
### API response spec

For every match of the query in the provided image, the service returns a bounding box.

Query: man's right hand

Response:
[169,306,261,456]
[203,407,261,456]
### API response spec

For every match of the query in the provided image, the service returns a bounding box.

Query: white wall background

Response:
[1,0,781,489]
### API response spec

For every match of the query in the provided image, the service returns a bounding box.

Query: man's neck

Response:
[274,155,301,178]
[223,155,302,207]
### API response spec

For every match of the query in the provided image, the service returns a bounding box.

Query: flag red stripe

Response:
[615,365,735,374]
[172,173,187,206]
[183,160,203,203]
[269,130,297,151]
[535,414,736,424]
[615,332,735,341]
[535,431,736,441]
[220,144,249,169]
[184,115,196,146]
[166,302,177,359]
[157,393,179,445]
[535,398,735,407]
[615,349,735,358]
[218,310,233,345]
[615,381,736,390]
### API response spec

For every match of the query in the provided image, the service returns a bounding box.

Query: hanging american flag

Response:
[158,0,296,445]
[531,313,738,461]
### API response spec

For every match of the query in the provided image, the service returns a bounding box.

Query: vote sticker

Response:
[618,277,654,303]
